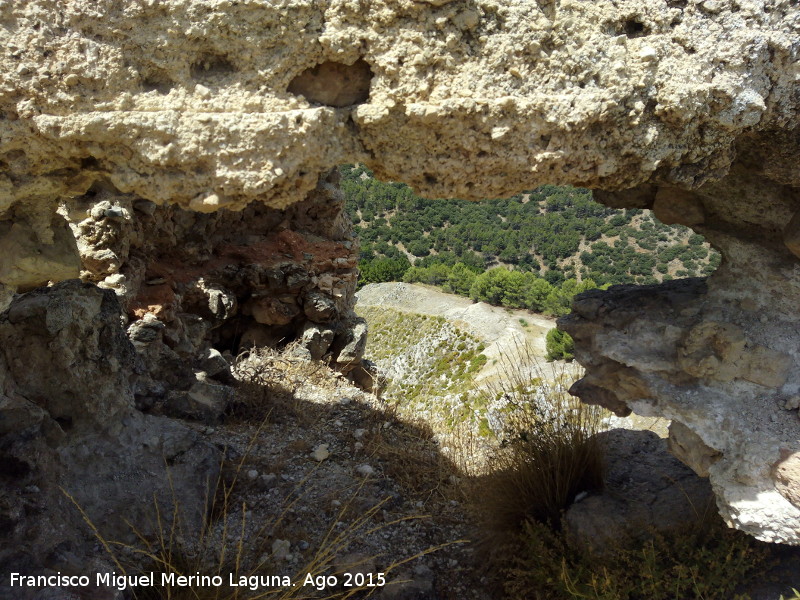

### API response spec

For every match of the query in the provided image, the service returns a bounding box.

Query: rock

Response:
[0,283,13,313]
[0,280,136,426]
[563,429,714,556]
[127,313,165,346]
[165,380,232,424]
[330,317,368,372]
[0,394,46,437]
[311,444,330,462]
[356,464,374,477]
[0,283,220,584]
[296,322,335,361]
[2,0,794,213]
[303,291,337,322]
[249,296,300,326]
[271,539,291,561]
[773,450,800,510]
[197,347,230,378]
[561,275,800,544]
[0,217,81,291]
[668,420,722,478]
[652,187,705,226]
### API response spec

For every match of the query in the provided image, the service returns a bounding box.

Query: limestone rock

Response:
[0,280,136,426]
[249,295,301,326]
[297,322,336,361]
[0,217,81,291]
[0,0,795,215]
[197,347,230,378]
[668,420,721,478]
[330,317,369,372]
[0,283,219,586]
[561,275,800,544]
[304,291,337,322]
[652,187,705,226]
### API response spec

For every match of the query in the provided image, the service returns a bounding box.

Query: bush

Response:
[471,351,607,553]
[545,329,574,361]
[504,514,772,600]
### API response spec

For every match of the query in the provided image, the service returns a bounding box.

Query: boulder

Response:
[165,379,233,424]
[564,429,714,556]
[0,283,220,590]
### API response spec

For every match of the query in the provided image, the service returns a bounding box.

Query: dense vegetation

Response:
[342,164,719,314]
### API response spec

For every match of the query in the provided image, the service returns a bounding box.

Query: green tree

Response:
[470,268,513,305]
[545,329,575,361]
[445,263,477,296]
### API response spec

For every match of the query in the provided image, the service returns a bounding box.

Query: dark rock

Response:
[304,290,337,322]
[563,429,714,556]
[165,380,232,424]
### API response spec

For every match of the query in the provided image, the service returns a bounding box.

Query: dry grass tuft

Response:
[469,346,607,552]
[229,345,330,422]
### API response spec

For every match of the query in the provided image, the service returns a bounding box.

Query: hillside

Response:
[355,282,575,437]
[342,164,720,290]
[356,282,666,438]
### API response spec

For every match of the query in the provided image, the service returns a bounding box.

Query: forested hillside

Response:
[342,164,719,317]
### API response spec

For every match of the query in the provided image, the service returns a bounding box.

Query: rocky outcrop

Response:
[0,282,219,595]
[0,0,798,544]
[61,168,367,408]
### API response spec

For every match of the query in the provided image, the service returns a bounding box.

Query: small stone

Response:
[353,442,364,452]
[104,206,126,219]
[785,396,800,411]
[247,469,259,480]
[311,444,330,462]
[271,539,291,560]
[198,347,229,377]
[133,199,157,215]
[356,464,374,477]
[353,428,366,440]
[639,46,658,62]
[261,473,277,487]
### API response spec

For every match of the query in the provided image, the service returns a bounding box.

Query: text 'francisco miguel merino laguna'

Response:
[10,571,387,592]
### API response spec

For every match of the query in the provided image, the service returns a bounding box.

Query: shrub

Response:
[545,328,574,361]
[471,351,607,553]
[504,514,772,600]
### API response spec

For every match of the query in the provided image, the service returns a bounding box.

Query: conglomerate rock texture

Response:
[0,0,799,545]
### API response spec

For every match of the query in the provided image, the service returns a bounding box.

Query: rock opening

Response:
[287,59,373,108]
